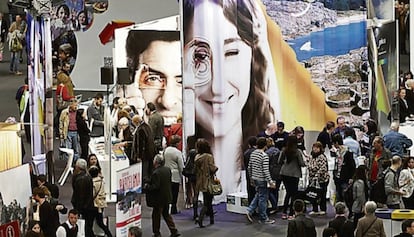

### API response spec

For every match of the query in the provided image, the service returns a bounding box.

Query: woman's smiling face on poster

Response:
[186,0,251,136]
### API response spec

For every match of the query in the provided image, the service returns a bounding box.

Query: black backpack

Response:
[182,149,196,178]
[370,168,390,204]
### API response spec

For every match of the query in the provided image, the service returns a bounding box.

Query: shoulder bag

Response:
[57,84,70,110]
[207,161,222,196]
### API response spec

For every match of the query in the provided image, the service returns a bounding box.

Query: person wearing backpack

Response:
[287,199,316,237]
[385,156,406,209]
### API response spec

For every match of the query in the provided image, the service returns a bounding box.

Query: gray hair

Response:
[153,154,165,166]
[364,201,377,214]
[75,158,87,170]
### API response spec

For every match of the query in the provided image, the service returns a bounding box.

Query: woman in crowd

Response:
[291,126,306,153]
[116,117,133,159]
[399,156,414,209]
[26,220,44,237]
[398,88,412,123]
[317,121,335,151]
[194,138,218,227]
[352,165,368,228]
[183,0,277,197]
[89,166,113,237]
[308,141,329,216]
[87,153,102,175]
[279,135,305,220]
[360,119,378,158]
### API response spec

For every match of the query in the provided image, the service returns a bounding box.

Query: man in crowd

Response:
[394,219,414,237]
[385,156,405,209]
[36,174,59,200]
[147,102,164,151]
[343,127,361,166]
[56,209,79,237]
[328,202,354,237]
[128,226,142,237]
[355,201,386,236]
[273,121,289,150]
[71,159,94,237]
[287,199,316,237]
[131,114,156,180]
[257,123,276,139]
[246,137,275,224]
[383,121,413,158]
[144,154,180,237]
[332,116,347,138]
[59,98,80,161]
[32,187,60,237]
[87,93,105,137]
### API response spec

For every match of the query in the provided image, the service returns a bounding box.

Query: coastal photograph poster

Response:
[262,0,369,127]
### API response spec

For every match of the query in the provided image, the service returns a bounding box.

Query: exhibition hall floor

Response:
[1,48,411,237]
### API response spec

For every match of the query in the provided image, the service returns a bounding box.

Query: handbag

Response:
[207,175,223,196]
[57,84,70,110]
[305,178,322,202]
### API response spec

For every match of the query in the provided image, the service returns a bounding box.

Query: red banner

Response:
[0,221,20,237]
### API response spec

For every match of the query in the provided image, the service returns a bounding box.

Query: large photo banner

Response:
[182,0,367,200]
[116,163,142,237]
[0,164,32,233]
[114,16,181,126]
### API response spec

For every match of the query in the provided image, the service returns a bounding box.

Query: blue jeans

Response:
[247,180,269,221]
[10,51,20,72]
[66,131,79,161]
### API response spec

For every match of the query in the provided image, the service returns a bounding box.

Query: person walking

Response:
[246,137,276,224]
[355,201,386,237]
[143,154,180,237]
[194,138,219,227]
[279,135,306,220]
[287,199,316,237]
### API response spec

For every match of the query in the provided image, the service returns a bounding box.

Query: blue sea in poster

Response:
[287,21,367,61]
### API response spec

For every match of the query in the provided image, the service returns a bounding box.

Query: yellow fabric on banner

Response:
[376,64,391,114]
[0,123,22,172]
[258,1,337,131]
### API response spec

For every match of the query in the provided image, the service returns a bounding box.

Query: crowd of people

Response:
[238,114,413,236]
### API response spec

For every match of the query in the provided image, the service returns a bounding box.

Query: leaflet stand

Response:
[58,147,74,186]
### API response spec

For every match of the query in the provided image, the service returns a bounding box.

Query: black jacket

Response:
[71,170,93,211]
[0,19,8,43]
[328,216,355,237]
[145,165,172,208]
[287,213,316,237]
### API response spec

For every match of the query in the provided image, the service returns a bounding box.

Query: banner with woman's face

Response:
[182,0,367,200]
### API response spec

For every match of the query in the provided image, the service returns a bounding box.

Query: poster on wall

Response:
[368,21,397,126]
[116,163,141,237]
[0,164,32,234]
[50,0,109,84]
[182,0,367,200]
[113,16,181,126]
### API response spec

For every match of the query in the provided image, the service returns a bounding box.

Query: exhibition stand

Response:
[399,122,414,155]
[0,123,22,172]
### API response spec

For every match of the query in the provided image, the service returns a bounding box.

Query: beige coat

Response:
[93,177,107,210]
[195,153,218,193]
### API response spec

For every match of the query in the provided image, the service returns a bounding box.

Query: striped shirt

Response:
[248,149,272,182]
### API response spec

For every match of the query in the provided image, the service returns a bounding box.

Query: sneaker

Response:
[269,209,278,215]
[281,213,288,220]
[318,211,326,215]
[287,215,295,220]
[246,212,254,223]
[15,71,23,75]
[259,218,275,224]
[309,211,318,216]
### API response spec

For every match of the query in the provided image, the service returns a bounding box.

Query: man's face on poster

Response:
[136,40,182,124]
